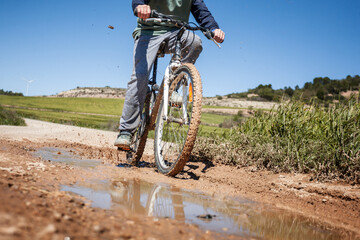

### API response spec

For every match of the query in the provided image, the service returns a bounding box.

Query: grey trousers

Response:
[119,30,203,133]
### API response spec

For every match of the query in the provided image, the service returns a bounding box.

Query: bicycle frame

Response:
[144,11,219,124]
[146,25,187,124]
[126,10,221,174]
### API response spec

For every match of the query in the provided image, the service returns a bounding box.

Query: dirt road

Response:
[0,119,359,239]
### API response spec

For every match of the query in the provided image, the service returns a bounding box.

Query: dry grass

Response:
[193,98,360,183]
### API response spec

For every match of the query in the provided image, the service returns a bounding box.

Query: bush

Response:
[193,99,360,182]
[227,92,247,98]
[0,106,26,126]
[219,110,244,128]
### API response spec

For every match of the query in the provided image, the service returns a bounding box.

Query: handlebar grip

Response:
[203,29,213,40]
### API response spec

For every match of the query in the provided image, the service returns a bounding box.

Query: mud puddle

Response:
[33,147,102,168]
[35,147,344,239]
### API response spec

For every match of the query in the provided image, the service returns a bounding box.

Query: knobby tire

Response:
[128,93,152,165]
[154,63,202,176]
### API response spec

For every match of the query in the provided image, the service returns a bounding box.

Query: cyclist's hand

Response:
[213,29,225,43]
[136,5,151,19]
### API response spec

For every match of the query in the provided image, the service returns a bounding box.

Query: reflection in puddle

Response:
[62,179,344,240]
[33,147,101,168]
[34,147,347,239]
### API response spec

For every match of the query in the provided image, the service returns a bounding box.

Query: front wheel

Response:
[154,63,202,176]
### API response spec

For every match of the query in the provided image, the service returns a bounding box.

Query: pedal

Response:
[117,146,131,152]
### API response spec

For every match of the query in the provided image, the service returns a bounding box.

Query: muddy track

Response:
[0,119,359,239]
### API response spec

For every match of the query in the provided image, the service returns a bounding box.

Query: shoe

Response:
[170,91,183,104]
[114,132,132,151]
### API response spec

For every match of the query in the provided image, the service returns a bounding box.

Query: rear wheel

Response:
[154,63,202,176]
[127,92,153,165]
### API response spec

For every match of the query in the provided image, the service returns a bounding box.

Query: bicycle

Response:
[121,10,221,177]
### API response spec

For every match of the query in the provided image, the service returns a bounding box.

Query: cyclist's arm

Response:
[191,0,219,31]
[191,0,225,43]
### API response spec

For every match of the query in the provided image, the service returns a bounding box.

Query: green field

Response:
[0,95,124,115]
[201,112,232,126]
[1,95,234,134]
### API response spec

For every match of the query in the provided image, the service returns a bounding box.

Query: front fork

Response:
[162,63,190,125]
[162,26,188,123]
[163,61,181,121]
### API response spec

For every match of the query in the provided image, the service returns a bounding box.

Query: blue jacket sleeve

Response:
[191,0,220,31]
[132,0,149,12]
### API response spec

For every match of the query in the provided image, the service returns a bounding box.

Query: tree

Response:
[316,88,326,100]
[284,87,294,97]
[304,82,312,89]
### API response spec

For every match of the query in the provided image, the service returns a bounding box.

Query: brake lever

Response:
[203,29,221,49]
[150,10,160,18]
[211,38,221,49]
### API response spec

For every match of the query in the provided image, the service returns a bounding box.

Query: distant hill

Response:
[226,75,360,103]
[50,74,360,105]
[52,87,126,99]
[203,96,279,110]
[50,87,278,110]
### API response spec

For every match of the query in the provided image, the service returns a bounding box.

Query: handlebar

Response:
[134,9,221,48]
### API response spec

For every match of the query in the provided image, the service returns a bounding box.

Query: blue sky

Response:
[0,0,359,97]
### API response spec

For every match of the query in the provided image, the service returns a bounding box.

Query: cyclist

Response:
[115,0,225,150]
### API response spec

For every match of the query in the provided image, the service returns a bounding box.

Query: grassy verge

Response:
[193,99,360,182]
[0,106,26,126]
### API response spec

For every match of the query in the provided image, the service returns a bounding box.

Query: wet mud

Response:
[31,146,354,239]
[0,120,359,239]
[62,178,343,239]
